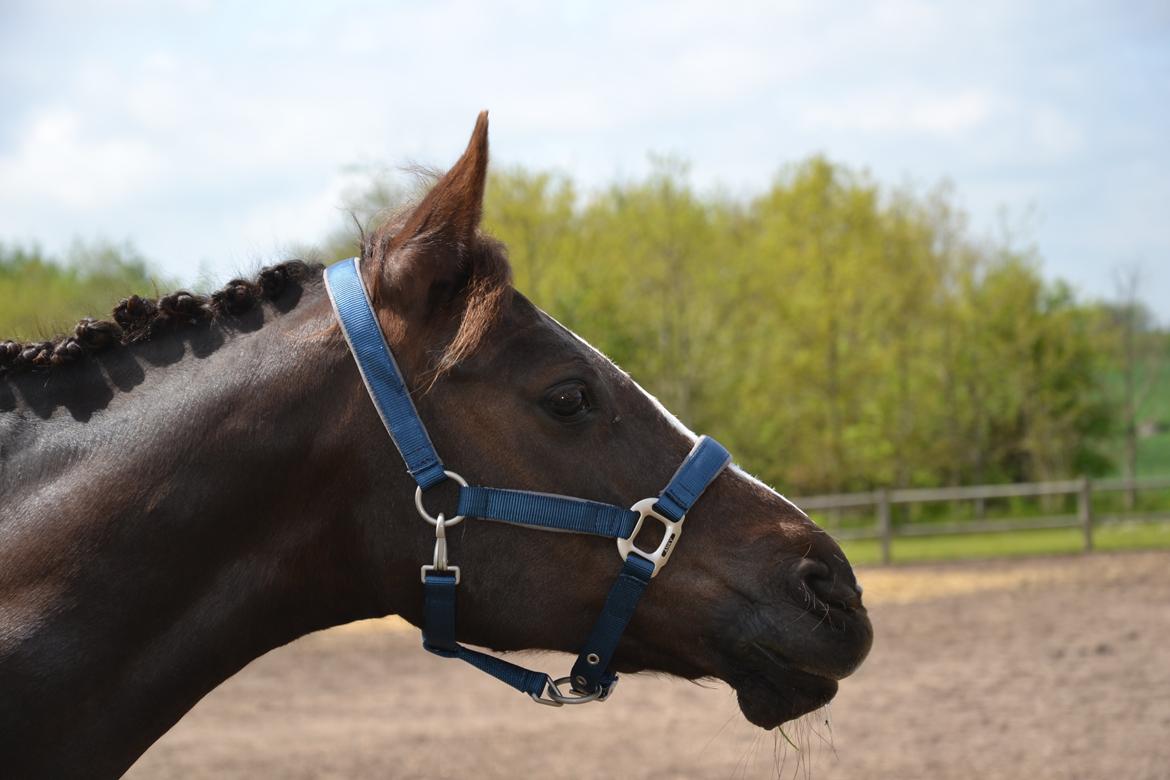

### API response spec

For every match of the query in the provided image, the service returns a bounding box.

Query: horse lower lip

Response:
[733,665,839,728]
[721,643,844,727]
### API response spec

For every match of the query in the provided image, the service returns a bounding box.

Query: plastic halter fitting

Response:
[325,257,731,704]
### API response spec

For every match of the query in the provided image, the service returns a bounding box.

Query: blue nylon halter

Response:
[325,257,731,704]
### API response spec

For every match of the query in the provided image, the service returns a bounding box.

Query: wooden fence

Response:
[793,476,1170,565]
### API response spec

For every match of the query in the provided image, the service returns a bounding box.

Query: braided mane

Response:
[0,261,322,377]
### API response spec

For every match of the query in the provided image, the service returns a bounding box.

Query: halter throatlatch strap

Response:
[325,256,733,705]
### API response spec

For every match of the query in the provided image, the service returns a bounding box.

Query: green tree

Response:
[325,156,1121,494]
[0,240,167,341]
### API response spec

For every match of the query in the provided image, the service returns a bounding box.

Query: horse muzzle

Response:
[719,556,873,728]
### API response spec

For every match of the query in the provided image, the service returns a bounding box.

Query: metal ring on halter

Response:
[414,470,468,526]
[528,675,606,707]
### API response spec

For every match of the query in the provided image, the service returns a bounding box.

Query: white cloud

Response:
[237,170,368,253]
[0,0,1166,316]
[0,107,163,209]
[1029,106,1085,158]
[801,89,996,136]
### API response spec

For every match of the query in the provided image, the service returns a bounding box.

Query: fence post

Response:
[878,488,892,565]
[1079,477,1094,553]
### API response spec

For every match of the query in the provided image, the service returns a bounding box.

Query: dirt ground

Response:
[127,551,1170,779]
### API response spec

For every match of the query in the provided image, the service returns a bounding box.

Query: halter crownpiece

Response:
[325,257,731,705]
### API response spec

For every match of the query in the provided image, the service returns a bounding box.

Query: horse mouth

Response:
[728,643,843,729]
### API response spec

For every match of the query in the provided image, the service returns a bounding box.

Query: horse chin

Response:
[719,596,872,728]
[723,639,848,728]
[732,667,839,729]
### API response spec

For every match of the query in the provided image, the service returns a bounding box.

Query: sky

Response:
[2,0,1168,318]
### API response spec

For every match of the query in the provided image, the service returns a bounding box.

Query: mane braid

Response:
[0,261,323,377]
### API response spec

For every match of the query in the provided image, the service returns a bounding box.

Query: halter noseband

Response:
[325,257,730,705]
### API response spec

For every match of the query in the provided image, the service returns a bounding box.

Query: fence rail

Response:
[793,476,1170,564]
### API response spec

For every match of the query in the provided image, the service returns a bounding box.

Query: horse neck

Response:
[0,292,414,777]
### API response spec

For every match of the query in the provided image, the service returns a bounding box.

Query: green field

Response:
[840,520,1170,566]
[1134,408,1170,477]
[1107,351,1170,477]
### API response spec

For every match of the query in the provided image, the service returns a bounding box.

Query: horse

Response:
[0,112,872,777]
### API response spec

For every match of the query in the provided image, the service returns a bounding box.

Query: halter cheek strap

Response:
[324,258,447,490]
[326,257,731,705]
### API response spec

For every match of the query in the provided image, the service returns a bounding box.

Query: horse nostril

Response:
[793,558,863,611]
[793,558,832,599]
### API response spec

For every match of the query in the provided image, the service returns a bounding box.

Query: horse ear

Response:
[375,111,492,319]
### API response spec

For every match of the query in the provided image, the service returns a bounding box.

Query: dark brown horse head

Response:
[0,112,871,777]
[354,113,873,727]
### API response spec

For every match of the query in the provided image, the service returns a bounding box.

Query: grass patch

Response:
[1104,346,1170,477]
[1137,432,1170,476]
[840,521,1170,566]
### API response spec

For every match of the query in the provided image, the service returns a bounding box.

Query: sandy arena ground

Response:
[127,551,1170,779]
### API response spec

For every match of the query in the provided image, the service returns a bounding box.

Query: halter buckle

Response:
[616,498,684,577]
[529,675,612,707]
[420,513,460,584]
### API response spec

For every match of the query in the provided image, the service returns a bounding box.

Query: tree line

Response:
[327,157,1147,493]
[4,157,1166,494]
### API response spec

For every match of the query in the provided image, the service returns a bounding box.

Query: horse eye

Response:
[544,382,590,419]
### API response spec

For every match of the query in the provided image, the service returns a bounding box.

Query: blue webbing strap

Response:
[454,437,730,538]
[324,258,447,490]
[326,256,736,704]
[421,573,547,696]
[457,487,639,538]
[422,572,547,696]
[569,436,731,694]
[653,436,732,521]
[568,553,655,694]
